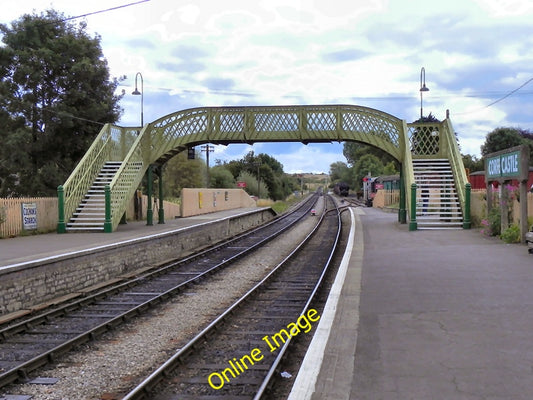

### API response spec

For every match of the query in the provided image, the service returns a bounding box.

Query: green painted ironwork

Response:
[463,183,471,229]
[146,164,154,226]
[59,104,467,232]
[57,185,66,233]
[104,185,112,233]
[409,183,418,231]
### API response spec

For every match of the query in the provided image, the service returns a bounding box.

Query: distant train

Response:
[333,182,350,196]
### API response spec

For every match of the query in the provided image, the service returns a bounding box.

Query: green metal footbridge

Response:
[57,104,470,232]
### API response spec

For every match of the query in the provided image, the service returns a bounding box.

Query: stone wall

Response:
[0,208,275,316]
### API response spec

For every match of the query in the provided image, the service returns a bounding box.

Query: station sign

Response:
[485,145,528,182]
[21,202,37,230]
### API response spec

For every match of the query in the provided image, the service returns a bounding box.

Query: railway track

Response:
[0,194,319,390]
[121,195,341,400]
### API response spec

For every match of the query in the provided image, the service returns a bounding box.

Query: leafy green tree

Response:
[329,161,353,187]
[0,10,122,196]
[210,165,235,188]
[163,152,205,198]
[353,154,384,189]
[343,141,396,167]
[480,127,533,162]
[382,161,399,175]
[462,154,484,172]
[236,171,268,198]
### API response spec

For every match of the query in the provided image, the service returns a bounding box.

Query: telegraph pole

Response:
[201,144,214,187]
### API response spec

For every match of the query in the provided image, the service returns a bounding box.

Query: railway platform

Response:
[290,206,533,400]
[0,207,260,268]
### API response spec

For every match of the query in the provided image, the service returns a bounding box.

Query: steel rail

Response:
[0,194,318,390]
[252,203,342,399]
[121,195,341,400]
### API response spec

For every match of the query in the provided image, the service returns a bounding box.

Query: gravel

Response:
[1,199,323,400]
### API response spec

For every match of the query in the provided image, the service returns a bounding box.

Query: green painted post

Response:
[146,165,153,226]
[158,168,165,224]
[463,183,471,229]
[57,185,66,233]
[104,185,112,233]
[399,167,406,224]
[409,183,417,231]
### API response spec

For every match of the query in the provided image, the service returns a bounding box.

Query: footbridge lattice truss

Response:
[58,104,469,232]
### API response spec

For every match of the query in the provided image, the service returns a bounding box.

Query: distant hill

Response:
[290,173,329,191]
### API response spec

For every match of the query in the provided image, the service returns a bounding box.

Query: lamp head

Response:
[132,88,141,95]
[420,84,429,92]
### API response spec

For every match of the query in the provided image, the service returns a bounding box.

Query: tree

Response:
[0,10,122,196]
[329,161,352,187]
[353,154,384,189]
[163,152,205,198]
[210,165,235,188]
[236,171,268,198]
[462,154,483,172]
[481,127,533,162]
[343,141,395,167]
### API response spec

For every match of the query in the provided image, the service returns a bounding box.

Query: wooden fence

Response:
[0,197,58,238]
[0,195,181,238]
[372,189,400,208]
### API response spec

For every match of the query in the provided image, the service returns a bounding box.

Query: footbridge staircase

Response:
[57,105,470,232]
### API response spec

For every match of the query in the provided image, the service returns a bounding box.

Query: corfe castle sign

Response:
[485,146,528,182]
[484,145,529,244]
[486,150,521,179]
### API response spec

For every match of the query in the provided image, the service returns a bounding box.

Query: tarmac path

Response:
[351,208,533,400]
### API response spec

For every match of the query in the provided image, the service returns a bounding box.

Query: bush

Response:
[501,225,521,243]
[487,207,501,236]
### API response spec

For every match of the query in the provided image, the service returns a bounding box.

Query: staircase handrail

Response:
[62,124,114,223]
[400,120,416,223]
[108,125,150,229]
[441,118,467,209]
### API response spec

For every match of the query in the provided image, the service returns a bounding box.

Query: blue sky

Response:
[3,0,533,173]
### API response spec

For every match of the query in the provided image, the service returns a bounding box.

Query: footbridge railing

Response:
[105,105,409,231]
[58,124,138,231]
[59,104,467,232]
[406,118,469,229]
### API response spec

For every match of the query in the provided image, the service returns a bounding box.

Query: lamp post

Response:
[132,72,144,126]
[419,67,429,119]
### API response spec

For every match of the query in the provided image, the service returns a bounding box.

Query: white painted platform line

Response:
[287,207,364,400]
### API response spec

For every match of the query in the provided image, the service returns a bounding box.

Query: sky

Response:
[2,0,533,174]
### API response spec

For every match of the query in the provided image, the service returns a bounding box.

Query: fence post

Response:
[104,185,112,233]
[463,183,471,229]
[57,185,66,233]
[409,183,417,231]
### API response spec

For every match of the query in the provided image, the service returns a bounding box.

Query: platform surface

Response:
[0,207,260,268]
[291,206,533,400]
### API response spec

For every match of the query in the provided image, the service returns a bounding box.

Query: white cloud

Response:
[3,0,533,173]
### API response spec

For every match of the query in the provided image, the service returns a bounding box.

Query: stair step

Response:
[67,222,105,226]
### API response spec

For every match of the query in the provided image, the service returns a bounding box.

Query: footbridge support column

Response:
[156,165,165,224]
[146,165,153,226]
[399,167,407,224]
[409,183,417,231]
